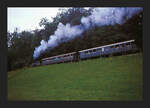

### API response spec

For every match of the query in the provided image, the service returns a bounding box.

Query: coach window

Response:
[126,43,129,45]
[110,46,114,49]
[93,49,96,52]
[100,48,102,52]
[126,43,130,47]
[132,41,134,44]
[115,45,119,49]
[119,44,122,48]
[121,44,125,47]
[97,49,100,52]
[105,47,108,51]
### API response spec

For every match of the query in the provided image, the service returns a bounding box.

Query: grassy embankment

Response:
[8,53,143,101]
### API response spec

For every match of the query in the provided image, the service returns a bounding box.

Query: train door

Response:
[73,51,79,61]
[105,47,110,55]
[96,49,100,56]
[110,46,114,54]
[93,49,98,57]
[102,47,104,52]
[115,45,119,53]
[99,48,103,56]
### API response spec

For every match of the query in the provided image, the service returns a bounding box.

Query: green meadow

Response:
[8,53,143,101]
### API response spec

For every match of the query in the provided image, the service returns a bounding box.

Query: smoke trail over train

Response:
[33,7,143,59]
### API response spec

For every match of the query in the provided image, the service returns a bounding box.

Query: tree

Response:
[119,11,143,50]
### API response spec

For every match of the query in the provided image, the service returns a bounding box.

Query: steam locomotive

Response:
[32,40,137,66]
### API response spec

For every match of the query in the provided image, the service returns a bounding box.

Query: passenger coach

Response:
[79,40,137,60]
[32,40,137,66]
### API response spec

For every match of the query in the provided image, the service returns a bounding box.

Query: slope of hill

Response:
[8,53,143,101]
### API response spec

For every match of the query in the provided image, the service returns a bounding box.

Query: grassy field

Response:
[8,53,143,101]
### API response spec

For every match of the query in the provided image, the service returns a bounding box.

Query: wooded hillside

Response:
[7,8,143,71]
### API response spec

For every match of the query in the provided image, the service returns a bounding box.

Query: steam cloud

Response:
[33,7,143,59]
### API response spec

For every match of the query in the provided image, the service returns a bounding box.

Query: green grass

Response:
[8,53,143,101]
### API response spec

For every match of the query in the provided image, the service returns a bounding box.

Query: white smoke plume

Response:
[33,7,143,59]
[33,23,84,58]
[81,7,143,29]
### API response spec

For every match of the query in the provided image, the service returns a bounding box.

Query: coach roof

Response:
[79,40,135,53]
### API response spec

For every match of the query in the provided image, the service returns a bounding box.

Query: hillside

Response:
[8,53,143,101]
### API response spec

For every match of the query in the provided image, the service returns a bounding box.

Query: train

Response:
[32,40,138,66]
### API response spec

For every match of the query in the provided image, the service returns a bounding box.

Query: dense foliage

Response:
[7,8,143,71]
